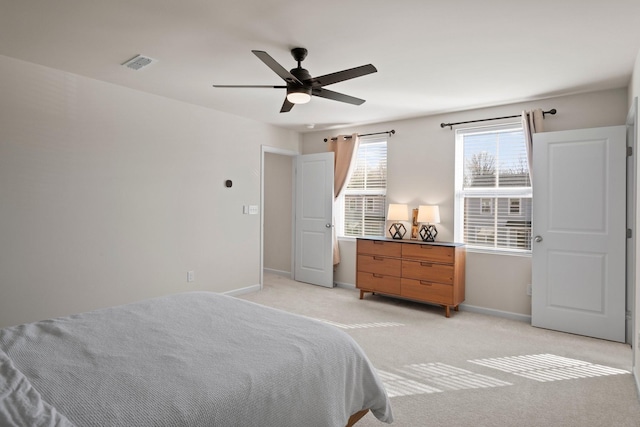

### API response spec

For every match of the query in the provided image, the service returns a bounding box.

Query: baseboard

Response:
[335,281,356,290]
[334,283,531,322]
[459,303,531,323]
[264,268,292,278]
[223,284,261,297]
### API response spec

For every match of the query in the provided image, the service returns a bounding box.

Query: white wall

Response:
[302,88,628,318]
[629,48,640,394]
[0,54,300,328]
[263,152,293,274]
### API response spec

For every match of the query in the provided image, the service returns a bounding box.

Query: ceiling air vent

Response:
[122,54,157,71]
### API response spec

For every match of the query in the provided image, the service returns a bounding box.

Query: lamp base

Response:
[419,224,438,242]
[389,223,406,240]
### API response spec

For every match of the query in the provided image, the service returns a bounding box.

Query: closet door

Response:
[531,126,626,342]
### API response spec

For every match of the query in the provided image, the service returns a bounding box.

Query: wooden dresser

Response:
[356,237,466,317]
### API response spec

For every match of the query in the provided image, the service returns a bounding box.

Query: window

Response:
[454,123,532,252]
[337,137,387,237]
[509,198,521,215]
[481,198,493,215]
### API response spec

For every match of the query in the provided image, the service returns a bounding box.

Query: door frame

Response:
[260,145,298,289]
[627,98,638,347]
[630,96,640,396]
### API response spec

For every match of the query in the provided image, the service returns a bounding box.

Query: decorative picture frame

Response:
[411,208,419,239]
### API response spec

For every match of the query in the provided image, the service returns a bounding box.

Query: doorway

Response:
[260,146,297,288]
[260,147,335,289]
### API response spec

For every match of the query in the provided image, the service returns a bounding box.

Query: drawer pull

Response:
[373,241,384,245]
[420,281,433,286]
[420,262,433,267]
[373,273,384,278]
[420,245,433,250]
[373,256,384,261]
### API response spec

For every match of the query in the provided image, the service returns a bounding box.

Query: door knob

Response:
[534,235,543,243]
[325,223,332,228]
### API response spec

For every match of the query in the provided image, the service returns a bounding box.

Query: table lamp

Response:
[387,204,408,239]
[417,205,440,242]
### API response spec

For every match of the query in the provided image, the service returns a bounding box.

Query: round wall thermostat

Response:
[225,180,233,188]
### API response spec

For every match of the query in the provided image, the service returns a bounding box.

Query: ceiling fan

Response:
[213,48,377,113]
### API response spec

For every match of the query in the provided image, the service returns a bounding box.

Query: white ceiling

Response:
[1,0,640,133]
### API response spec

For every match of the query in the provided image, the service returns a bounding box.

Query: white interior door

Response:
[532,126,626,342]
[294,153,334,287]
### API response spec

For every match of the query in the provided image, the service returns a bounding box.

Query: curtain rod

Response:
[324,129,395,142]
[440,109,557,130]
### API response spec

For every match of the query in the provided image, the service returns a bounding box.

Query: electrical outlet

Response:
[248,205,259,215]
[187,270,195,282]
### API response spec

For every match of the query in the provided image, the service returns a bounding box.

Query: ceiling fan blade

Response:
[213,85,286,88]
[252,50,302,85]
[280,98,295,113]
[312,88,366,105]
[310,64,377,87]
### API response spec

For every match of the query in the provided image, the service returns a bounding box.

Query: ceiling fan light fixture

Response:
[215,48,377,113]
[286,86,311,104]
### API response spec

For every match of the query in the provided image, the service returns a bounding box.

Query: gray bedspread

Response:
[0,292,393,426]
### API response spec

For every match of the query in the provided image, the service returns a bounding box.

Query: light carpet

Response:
[239,273,640,427]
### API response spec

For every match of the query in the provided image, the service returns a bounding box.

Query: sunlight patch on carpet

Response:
[377,363,511,397]
[317,319,404,329]
[376,369,443,397]
[397,363,513,391]
[468,353,629,382]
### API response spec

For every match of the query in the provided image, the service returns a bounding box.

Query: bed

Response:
[0,291,393,427]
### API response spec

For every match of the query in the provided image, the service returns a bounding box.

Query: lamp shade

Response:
[417,205,440,224]
[387,204,409,221]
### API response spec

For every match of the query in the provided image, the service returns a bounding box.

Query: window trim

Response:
[454,122,532,255]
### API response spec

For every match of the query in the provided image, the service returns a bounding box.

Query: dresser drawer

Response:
[401,278,453,305]
[357,272,401,295]
[357,254,401,277]
[402,244,454,263]
[401,260,454,284]
[358,239,402,257]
